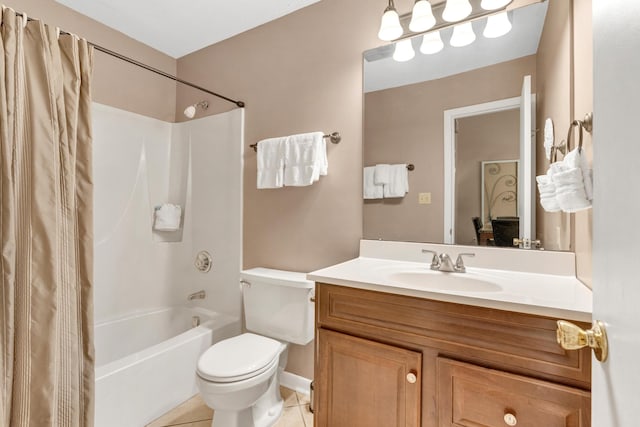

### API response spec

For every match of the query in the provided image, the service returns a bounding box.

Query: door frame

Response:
[443,95,535,244]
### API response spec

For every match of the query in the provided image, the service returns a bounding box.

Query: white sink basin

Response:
[388,271,502,293]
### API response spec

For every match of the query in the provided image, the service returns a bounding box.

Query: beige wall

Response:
[363,56,536,243]
[535,0,593,285]
[5,0,177,121]
[176,0,383,379]
[455,110,520,245]
[573,0,593,286]
[535,0,572,251]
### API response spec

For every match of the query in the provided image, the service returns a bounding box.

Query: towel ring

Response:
[566,120,584,154]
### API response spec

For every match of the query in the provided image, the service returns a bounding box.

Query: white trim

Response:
[443,95,532,244]
[279,370,312,396]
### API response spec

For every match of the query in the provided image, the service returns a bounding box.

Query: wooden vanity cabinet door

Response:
[316,328,422,427]
[437,358,591,427]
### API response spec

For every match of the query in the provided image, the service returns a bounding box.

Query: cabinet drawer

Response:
[317,283,590,388]
[437,358,591,427]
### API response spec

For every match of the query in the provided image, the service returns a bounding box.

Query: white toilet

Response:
[196,268,315,427]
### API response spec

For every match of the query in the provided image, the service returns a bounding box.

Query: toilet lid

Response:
[197,333,282,383]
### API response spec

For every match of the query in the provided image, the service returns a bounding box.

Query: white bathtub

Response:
[95,307,240,427]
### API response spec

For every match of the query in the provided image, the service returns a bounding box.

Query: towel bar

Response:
[249,132,341,152]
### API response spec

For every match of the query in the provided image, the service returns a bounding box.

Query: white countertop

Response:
[308,257,593,322]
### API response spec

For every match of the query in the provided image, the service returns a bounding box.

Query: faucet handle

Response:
[455,253,475,272]
[422,249,440,270]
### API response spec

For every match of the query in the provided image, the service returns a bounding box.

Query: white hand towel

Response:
[383,164,409,198]
[563,148,594,201]
[154,204,182,231]
[374,164,391,185]
[536,174,561,212]
[363,167,383,199]
[556,189,592,212]
[257,137,286,189]
[283,132,326,187]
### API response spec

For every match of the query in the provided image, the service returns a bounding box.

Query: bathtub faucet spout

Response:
[188,290,206,301]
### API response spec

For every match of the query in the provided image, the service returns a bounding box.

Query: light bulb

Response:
[420,31,444,54]
[442,0,472,22]
[378,6,403,41]
[393,39,416,62]
[409,0,436,33]
[481,0,511,10]
[184,105,196,119]
[483,12,512,38]
[450,22,476,47]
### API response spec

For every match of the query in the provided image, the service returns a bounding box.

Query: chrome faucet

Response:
[187,290,206,301]
[422,249,475,273]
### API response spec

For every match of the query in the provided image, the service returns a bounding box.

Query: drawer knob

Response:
[406,371,417,384]
[503,413,517,426]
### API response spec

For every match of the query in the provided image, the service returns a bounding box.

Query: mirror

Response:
[363,0,572,250]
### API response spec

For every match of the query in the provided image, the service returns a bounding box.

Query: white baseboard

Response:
[279,370,312,396]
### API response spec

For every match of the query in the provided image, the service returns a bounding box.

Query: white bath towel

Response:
[383,164,409,198]
[154,204,182,231]
[363,167,383,199]
[283,132,327,187]
[257,137,286,189]
[374,164,391,185]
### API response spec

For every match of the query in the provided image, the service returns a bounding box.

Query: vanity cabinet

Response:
[314,283,592,427]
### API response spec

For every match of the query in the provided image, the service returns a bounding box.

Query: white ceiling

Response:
[364,2,549,93]
[55,0,322,58]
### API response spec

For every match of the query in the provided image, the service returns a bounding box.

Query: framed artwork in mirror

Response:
[481,160,518,228]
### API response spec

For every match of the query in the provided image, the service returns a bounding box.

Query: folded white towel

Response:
[374,164,391,185]
[257,137,286,189]
[363,167,383,199]
[283,132,326,187]
[154,204,182,231]
[556,189,592,212]
[383,164,409,198]
[553,167,584,186]
[563,148,593,201]
[536,174,561,212]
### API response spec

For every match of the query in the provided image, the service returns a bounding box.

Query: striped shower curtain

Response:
[0,7,95,427]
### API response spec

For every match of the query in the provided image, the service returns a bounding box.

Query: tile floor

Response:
[146,387,313,427]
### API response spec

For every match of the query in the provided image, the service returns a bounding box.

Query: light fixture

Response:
[483,12,512,38]
[420,31,444,54]
[480,0,512,10]
[409,0,436,33]
[450,22,476,47]
[393,39,416,62]
[378,0,403,41]
[183,101,209,119]
[442,0,473,22]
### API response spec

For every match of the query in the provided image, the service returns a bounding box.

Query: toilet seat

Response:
[197,333,283,383]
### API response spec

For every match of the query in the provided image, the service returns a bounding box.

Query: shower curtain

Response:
[0,8,95,427]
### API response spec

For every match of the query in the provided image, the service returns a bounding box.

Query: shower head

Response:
[183,101,209,119]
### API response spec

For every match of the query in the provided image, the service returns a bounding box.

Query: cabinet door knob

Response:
[406,371,417,384]
[503,413,517,426]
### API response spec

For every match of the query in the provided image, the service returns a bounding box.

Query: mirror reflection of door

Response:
[454,111,520,246]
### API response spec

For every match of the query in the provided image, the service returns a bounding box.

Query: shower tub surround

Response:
[94,307,240,427]
[91,104,244,425]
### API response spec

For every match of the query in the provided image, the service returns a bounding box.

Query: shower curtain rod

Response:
[14,11,246,108]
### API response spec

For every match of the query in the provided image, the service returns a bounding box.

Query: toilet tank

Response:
[240,268,315,345]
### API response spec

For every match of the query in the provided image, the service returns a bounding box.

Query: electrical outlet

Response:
[418,192,431,204]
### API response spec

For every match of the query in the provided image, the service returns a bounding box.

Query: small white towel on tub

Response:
[374,164,391,185]
[154,204,182,231]
[382,164,409,198]
[363,167,383,199]
[283,132,327,186]
[257,137,286,189]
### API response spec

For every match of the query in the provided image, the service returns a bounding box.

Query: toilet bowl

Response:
[196,268,315,427]
[196,333,286,427]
